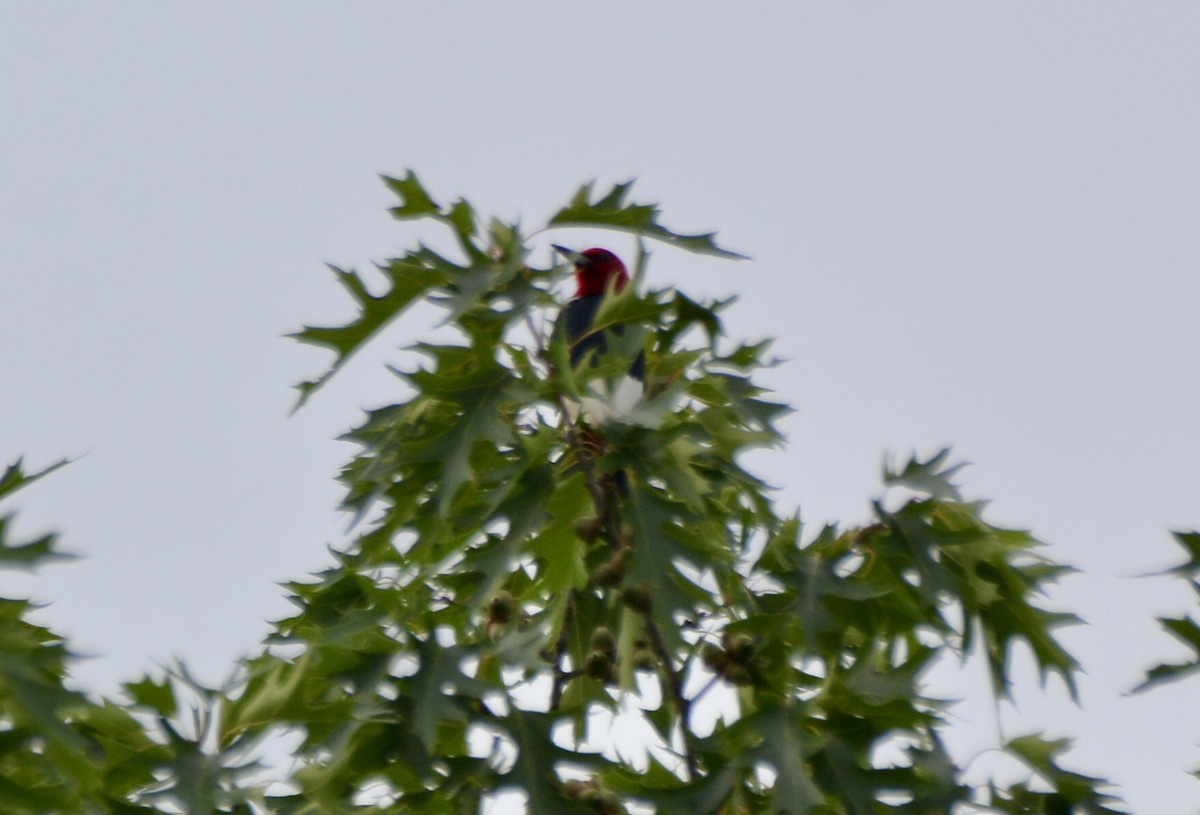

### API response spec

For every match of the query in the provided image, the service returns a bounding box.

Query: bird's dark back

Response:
[561,295,645,381]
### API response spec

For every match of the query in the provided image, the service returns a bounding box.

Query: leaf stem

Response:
[638,608,698,780]
[549,594,576,711]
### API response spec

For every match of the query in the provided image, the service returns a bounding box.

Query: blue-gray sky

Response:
[3,4,1198,811]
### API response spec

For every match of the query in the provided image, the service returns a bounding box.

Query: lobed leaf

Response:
[549,180,749,260]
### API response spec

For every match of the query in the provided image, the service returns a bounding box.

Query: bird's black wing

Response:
[558,295,645,381]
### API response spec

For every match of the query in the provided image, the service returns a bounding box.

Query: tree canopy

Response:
[2,175,1197,814]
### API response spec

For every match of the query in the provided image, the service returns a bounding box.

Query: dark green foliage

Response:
[250,174,1123,812]
[0,461,251,814]
[5,174,1178,812]
[1135,532,1200,693]
[549,181,750,261]
[987,735,1127,815]
[0,458,72,568]
[1134,531,1200,778]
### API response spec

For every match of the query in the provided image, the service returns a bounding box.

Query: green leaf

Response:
[267,176,1132,814]
[290,259,446,407]
[623,488,719,651]
[1159,530,1200,578]
[383,171,485,261]
[383,170,441,220]
[1004,734,1127,814]
[746,703,825,812]
[607,761,738,815]
[123,675,177,717]
[220,653,317,743]
[0,458,69,503]
[403,637,493,753]
[397,365,520,515]
[589,285,669,340]
[0,666,98,780]
[527,473,590,593]
[0,520,73,569]
[876,495,1082,700]
[660,291,726,351]
[549,180,749,260]
[460,466,557,608]
[0,459,74,571]
[1132,614,1200,692]
[0,775,70,815]
[883,448,965,501]
[495,709,600,815]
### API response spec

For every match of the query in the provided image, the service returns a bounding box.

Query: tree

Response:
[1,174,1193,813]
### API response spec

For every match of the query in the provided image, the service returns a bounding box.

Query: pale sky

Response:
[3,4,1199,812]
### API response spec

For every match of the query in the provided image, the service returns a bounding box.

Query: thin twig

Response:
[549,593,576,711]
[553,394,621,549]
[638,608,698,779]
[689,672,722,709]
[553,397,698,776]
[535,315,697,776]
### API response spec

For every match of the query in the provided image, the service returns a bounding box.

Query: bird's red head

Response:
[573,248,629,297]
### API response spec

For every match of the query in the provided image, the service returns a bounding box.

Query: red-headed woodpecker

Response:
[552,245,645,422]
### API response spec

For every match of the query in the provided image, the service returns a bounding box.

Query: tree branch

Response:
[638,607,698,779]
[549,593,576,711]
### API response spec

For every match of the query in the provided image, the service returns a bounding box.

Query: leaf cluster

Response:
[2,175,1172,813]
[0,462,273,814]
[1134,532,1200,695]
[242,175,1119,813]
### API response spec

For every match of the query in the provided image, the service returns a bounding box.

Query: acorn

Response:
[590,549,628,588]
[584,651,611,680]
[701,643,727,669]
[595,789,624,815]
[573,516,601,543]
[486,591,514,624]
[727,633,756,663]
[632,645,657,670]
[722,663,754,686]
[620,582,653,613]
[579,787,603,805]
[589,627,616,657]
[562,779,590,799]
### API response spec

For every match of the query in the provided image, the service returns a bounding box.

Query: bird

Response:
[552,245,646,423]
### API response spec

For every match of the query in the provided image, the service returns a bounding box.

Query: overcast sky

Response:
[3,4,1199,812]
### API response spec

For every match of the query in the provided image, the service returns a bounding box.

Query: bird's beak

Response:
[552,244,589,266]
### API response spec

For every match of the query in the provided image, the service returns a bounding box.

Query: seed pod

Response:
[590,549,628,587]
[580,787,603,805]
[701,643,726,669]
[620,582,653,613]
[584,651,611,680]
[487,591,514,624]
[632,645,657,670]
[573,516,601,543]
[595,789,624,815]
[727,633,756,663]
[562,779,589,799]
[590,563,621,588]
[722,663,754,686]
[589,627,616,656]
